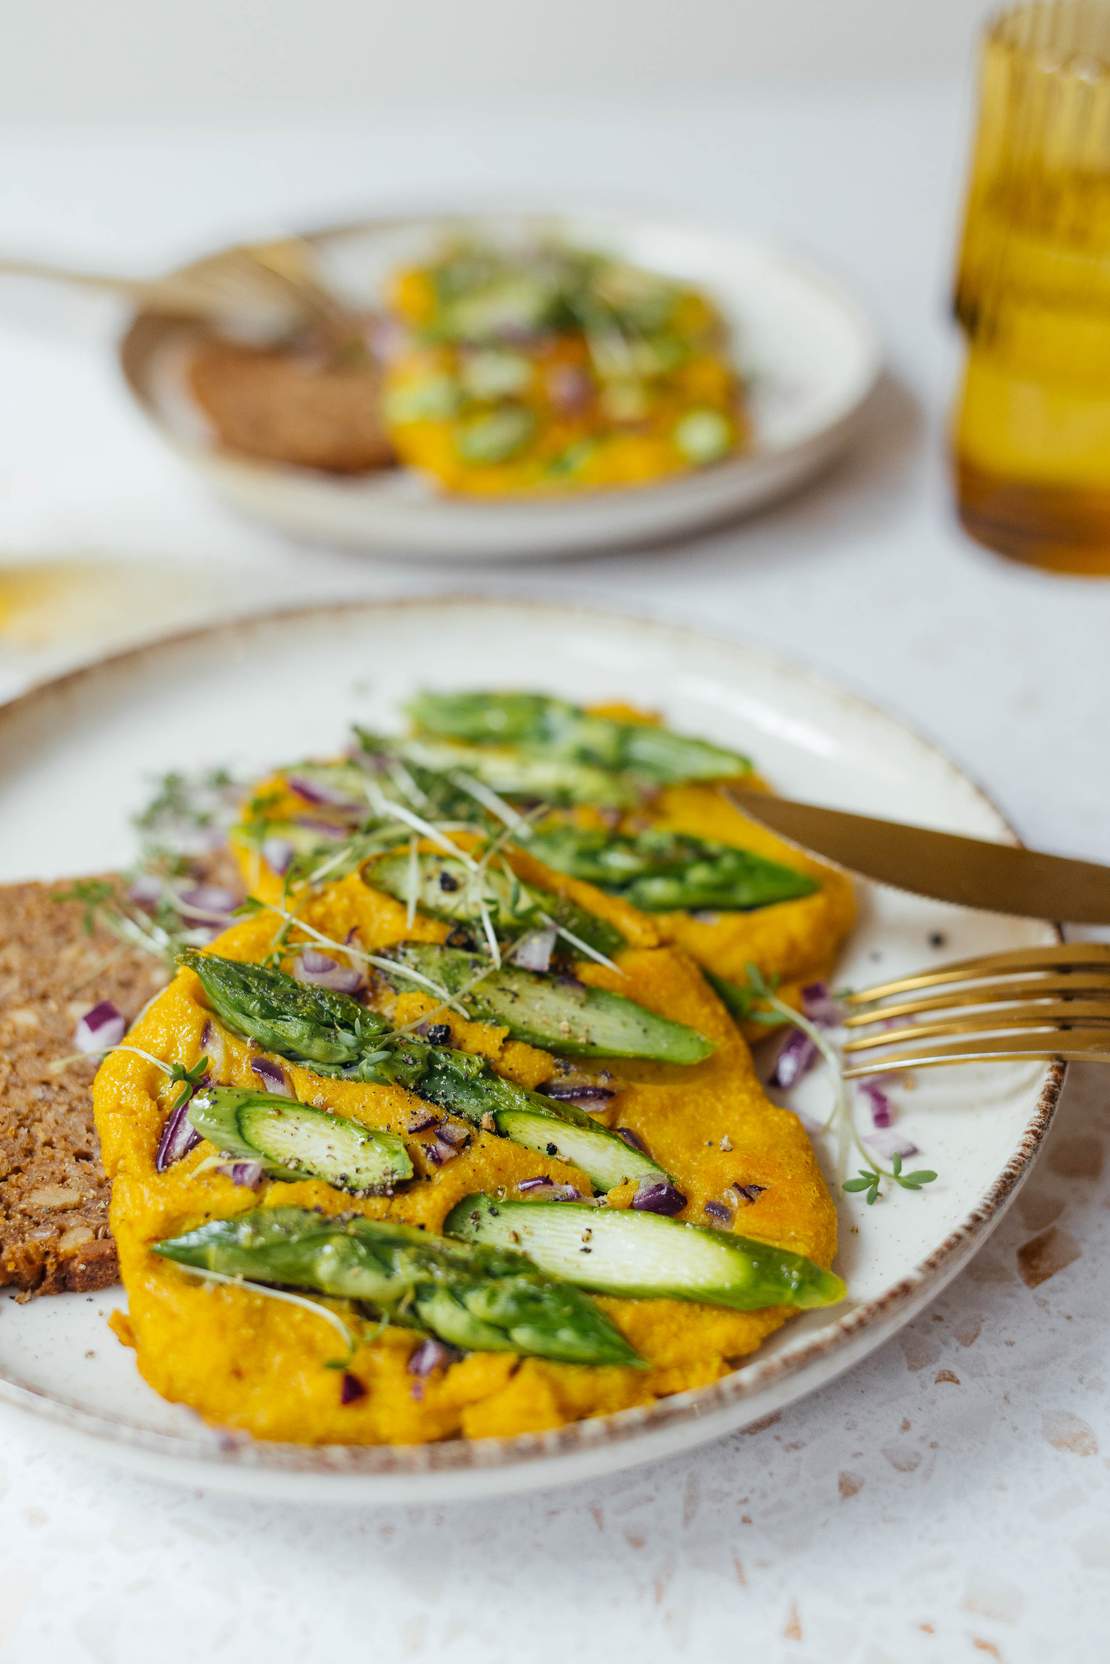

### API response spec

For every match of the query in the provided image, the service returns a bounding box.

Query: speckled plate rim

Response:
[0,597,1064,1501]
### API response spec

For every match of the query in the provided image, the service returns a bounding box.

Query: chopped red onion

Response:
[199,1018,226,1078]
[802,982,844,1027]
[408,1110,441,1133]
[860,1077,894,1128]
[199,824,233,856]
[548,364,593,413]
[222,1160,265,1189]
[179,883,239,919]
[291,814,351,840]
[769,1028,818,1090]
[74,1000,126,1055]
[293,949,363,995]
[729,1182,767,1205]
[516,1176,580,1200]
[161,822,230,861]
[340,1371,367,1405]
[250,1057,291,1096]
[615,1126,647,1153]
[632,1179,687,1216]
[407,1337,459,1376]
[541,1080,616,1108]
[287,775,362,815]
[261,836,295,875]
[371,314,408,363]
[128,872,164,910]
[704,1199,733,1224]
[864,1128,919,1161]
[512,926,558,973]
[434,1122,469,1147]
[155,1097,202,1171]
[425,1136,463,1167]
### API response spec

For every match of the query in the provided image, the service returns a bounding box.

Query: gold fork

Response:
[839,942,1110,1076]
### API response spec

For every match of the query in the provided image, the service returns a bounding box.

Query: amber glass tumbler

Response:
[954,2,1110,573]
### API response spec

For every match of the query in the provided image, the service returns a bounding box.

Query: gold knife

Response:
[728,786,1110,923]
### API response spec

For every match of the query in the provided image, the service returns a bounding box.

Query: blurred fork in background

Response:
[0,236,349,338]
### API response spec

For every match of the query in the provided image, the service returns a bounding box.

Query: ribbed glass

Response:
[953,3,1110,571]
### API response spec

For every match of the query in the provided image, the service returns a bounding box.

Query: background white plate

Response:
[118,211,882,559]
[0,599,1059,1501]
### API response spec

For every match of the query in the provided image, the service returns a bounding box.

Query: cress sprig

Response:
[843,1151,939,1207]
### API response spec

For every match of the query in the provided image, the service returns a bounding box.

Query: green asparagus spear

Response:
[155,1205,641,1366]
[528,824,817,912]
[701,968,788,1028]
[380,944,714,1063]
[187,1085,413,1192]
[235,818,354,861]
[446,1194,846,1312]
[393,733,639,809]
[181,953,665,1188]
[271,730,635,821]
[180,949,391,1067]
[366,850,625,958]
[413,1044,665,1189]
[349,733,518,821]
[406,690,751,784]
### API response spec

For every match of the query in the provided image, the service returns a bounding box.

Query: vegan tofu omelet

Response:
[383,242,747,494]
[91,691,850,1447]
[95,890,838,1444]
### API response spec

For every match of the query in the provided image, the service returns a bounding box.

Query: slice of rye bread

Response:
[0,879,167,1296]
[0,864,235,1298]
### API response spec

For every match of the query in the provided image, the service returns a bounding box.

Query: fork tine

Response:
[843,1028,1110,1076]
[842,973,1110,1026]
[844,942,1110,1003]
[843,1001,1110,1053]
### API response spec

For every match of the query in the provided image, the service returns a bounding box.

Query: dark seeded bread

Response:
[0,857,247,1298]
[0,878,173,1296]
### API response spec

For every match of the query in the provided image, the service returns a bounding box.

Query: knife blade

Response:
[727,787,1110,924]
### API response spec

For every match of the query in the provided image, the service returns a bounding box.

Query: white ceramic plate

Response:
[118,210,881,559]
[0,599,1059,1502]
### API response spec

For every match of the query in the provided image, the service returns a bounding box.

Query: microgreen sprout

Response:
[843,1151,939,1206]
[52,878,199,967]
[235,894,475,1015]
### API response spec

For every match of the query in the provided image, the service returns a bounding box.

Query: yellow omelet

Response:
[94,864,838,1446]
[382,243,747,495]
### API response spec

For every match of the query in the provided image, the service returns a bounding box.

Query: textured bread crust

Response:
[188,336,397,474]
[0,879,171,1297]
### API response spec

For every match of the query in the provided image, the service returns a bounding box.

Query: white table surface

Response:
[2,83,1109,1664]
